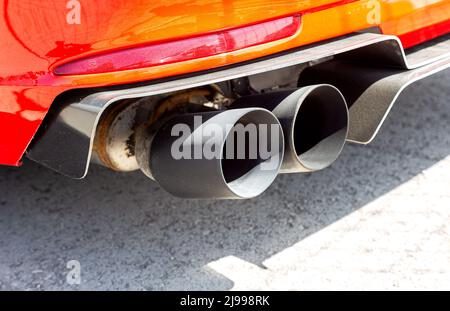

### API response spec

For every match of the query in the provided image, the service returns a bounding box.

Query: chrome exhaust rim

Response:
[284,85,349,172]
[219,109,285,199]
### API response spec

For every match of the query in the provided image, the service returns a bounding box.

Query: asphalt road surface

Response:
[0,70,449,291]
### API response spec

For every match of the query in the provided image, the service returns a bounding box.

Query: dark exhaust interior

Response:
[220,110,284,198]
[221,110,281,183]
[293,86,348,171]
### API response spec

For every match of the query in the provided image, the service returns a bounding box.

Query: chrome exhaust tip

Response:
[230,85,349,173]
[135,108,284,199]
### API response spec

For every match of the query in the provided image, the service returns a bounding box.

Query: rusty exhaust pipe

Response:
[230,85,349,173]
[134,108,284,199]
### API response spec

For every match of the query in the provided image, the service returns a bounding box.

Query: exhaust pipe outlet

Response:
[231,85,349,173]
[135,108,284,199]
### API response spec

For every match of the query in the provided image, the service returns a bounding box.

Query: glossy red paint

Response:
[398,19,450,49]
[1,0,450,167]
[0,86,64,165]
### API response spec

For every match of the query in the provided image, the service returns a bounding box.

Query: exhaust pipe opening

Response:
[291,86,348,172]
[220,110,284,198]
[230,84,349,173]
[136,108,284,199]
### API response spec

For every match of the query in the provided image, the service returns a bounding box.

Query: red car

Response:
[1,0,450,198]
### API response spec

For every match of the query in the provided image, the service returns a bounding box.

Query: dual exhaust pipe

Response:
[133,84,349,199]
